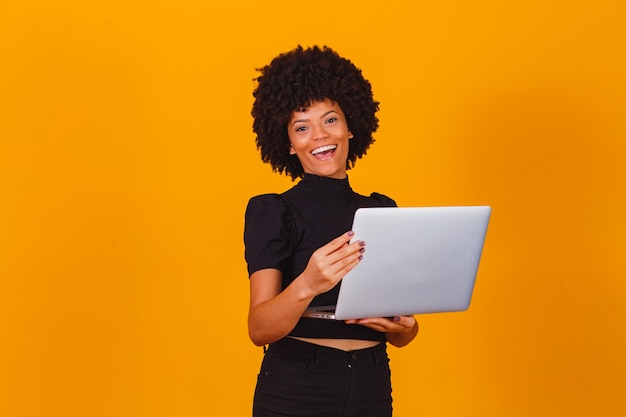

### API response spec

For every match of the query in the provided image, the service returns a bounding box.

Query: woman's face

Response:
[287,99,353,179]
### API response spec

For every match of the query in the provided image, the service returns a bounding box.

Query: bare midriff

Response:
[289,337,382,351]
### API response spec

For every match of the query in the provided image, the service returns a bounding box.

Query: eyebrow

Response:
[290,110,339,126]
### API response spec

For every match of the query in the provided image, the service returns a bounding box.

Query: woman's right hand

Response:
[299,231,366,296]
[248,231,365,346]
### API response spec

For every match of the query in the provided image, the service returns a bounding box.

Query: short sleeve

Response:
[243,194,293,277]
[369,192,397,208]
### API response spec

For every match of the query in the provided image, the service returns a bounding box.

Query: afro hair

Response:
[251,45,379,180]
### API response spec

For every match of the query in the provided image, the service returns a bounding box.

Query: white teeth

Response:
[311,145,337,155]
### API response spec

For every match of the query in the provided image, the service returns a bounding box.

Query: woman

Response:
[244,45,419,417]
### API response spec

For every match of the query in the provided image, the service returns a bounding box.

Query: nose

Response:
[311,122,328,141]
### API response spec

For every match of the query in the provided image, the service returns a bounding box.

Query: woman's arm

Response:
[248,231,365,346]
[248,268,314,346]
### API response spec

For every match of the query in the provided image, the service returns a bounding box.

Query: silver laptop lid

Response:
[333,206,491,320]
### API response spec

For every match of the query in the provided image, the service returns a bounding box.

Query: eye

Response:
[325,117,337,124]
[295,125,308,132]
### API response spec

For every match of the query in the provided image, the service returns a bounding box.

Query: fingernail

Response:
[348,231,355,236]
[358,255,363,261]
[359,241,366,246]
[359,248,365,253]
[393,316,401,322]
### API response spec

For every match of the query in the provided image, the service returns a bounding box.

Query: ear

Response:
[348,131,354,139]
[289,143,296,155]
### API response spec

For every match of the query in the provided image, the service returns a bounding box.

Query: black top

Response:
[244,174,396,341]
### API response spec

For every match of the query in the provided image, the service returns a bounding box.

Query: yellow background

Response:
[1,1,625,416]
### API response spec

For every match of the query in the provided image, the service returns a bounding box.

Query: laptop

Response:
[302,206,491,320]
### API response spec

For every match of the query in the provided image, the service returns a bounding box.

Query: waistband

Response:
[268,337,388,367]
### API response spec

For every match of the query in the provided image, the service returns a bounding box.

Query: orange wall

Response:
[1,1,625,416]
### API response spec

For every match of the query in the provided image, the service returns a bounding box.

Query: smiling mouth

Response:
[311,144,337,158]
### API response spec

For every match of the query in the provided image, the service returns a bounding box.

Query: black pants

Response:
[253,337,392,417]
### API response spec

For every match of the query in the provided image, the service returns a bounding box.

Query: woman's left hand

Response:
[345,315,419,347]
[344,315,415,332]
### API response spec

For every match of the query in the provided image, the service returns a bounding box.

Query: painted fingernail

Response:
[348,231,355,236]
[359,248,365,253]
[359,241,366,246]
[358,255,363,261]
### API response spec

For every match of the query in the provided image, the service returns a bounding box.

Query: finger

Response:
[312,238,364,275]
[322,231,357,255]
[309,240,362,273]
[346,317,405,332]
[327,240,366,267]
[392,315,416,328]
[325,245,364,277]
[346,320,389,333]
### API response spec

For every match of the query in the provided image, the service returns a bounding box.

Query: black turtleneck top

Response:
[244,174,396,342]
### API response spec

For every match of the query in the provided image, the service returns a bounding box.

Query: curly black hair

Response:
[251,46,379,180]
